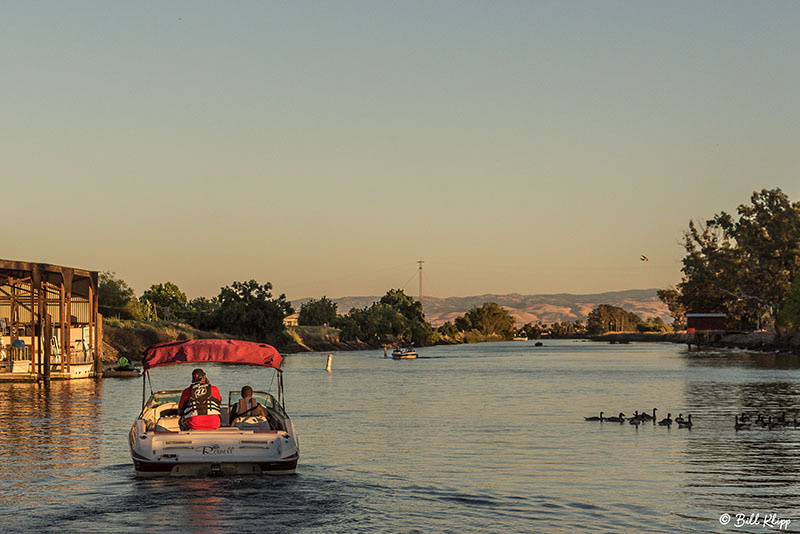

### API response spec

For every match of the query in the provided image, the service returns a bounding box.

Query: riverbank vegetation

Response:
[437,302,516,343]
[332,289,436,346]
[658,188,800,333]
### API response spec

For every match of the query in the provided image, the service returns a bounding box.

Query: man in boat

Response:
[178,368,222,430]
[229,385,268,423]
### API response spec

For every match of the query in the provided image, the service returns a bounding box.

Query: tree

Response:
[678,188,800,329]
[98,271,145,320]
[637,317,671,333]
[380,289,425,323]
[777,273,800,331]
[711,188,800,326]
[332,289,436,346]
[438,321,459,338]
[141,282,188,319]
[298,297,338,326]
[657,287,686,329]
[587,304,643,335]
[454,314,472,332]
[213,280,293,343]
[521,321,546,340]
[463,302,515,339]
[183,296,219,331]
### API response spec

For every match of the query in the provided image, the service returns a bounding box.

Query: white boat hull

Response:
[129,419,300,476]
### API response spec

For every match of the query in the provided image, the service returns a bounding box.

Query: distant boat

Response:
[512,335,528,341]
[392,348,418,360]
[103,366,142,378]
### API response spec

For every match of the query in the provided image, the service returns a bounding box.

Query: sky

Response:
[2,2,799,301]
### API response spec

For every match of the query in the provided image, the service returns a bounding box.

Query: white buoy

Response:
[325,354,333,372]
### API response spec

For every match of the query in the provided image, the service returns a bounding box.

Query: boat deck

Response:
[0,371,98,382]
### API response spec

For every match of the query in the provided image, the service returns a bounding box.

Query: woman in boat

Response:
[229,385,268,423]
[178,368,222,430]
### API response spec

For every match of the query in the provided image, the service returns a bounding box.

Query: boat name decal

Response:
[195,445,235,455]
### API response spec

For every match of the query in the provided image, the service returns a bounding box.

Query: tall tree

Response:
[777,273,800,331]
[463,302,515,339]
[141,282,188,319]
[332,289,435,346]
[678,188,800,329]
[380,289,425,322]
[98,271,144,320]
[298,296,338,326]
[213,280,293,342]
[657,287,686,329]
[587,305,643,335]
[711,188,800,325]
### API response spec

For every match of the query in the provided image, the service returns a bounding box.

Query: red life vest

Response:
[180,383,221,430]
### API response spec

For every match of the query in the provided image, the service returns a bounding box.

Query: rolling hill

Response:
[293,289,670,326]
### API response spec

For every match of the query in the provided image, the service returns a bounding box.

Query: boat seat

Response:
[232,416,272,431]
[155,416,180,432]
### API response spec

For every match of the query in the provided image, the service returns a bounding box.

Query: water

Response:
[2,340,800,533]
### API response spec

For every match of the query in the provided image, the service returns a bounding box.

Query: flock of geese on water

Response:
[584,410,800,431]
[732,412,800,431]
[584,409,692,428]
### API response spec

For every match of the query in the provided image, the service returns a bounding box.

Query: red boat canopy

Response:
[142,339,283,372]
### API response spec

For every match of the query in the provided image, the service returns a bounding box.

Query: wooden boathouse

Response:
[0,259,102,382]
[685,312,728,350]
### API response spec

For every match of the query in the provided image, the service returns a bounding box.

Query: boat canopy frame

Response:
[139,339,286,411]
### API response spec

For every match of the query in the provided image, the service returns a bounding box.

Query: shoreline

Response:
[591,331,800,355]
[103,320,800,362]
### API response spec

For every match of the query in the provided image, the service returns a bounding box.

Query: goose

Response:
[767,416,782,431]
[677,414,693,429]
[779,412,792,427]
[734,416,750,431]
[657,413,672,426]
[640,408,657,422]
[739,412,751,423]
[674,413,685,424]
[629,415,641,427]
[605,412,625,423]
[585,412,604,421]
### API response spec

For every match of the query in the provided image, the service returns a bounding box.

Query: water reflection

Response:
[5,343,800,533]
[0,380,103,509]
[684,349,800,370]
[680,352,800,519]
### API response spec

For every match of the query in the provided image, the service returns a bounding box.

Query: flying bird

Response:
[640,255,649,262]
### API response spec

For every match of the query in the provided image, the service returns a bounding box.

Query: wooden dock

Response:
[0,370,99,382]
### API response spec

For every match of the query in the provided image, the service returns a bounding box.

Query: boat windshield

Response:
[146,390,183,409]
[228,391,286,418]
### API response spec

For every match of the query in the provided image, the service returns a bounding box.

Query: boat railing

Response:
[2,347,95,372]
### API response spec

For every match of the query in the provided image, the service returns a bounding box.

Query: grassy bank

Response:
[101,320,371,363]
[102,319,231,363]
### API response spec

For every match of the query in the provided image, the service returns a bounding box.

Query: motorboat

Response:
[104,358,142,378]
[129,339,299,476]
[392,347,418,359]
[103,366,142,378]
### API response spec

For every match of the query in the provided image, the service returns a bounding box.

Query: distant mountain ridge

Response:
[292,289,669,326]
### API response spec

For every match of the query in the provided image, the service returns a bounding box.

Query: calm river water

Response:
[2,340,800,533]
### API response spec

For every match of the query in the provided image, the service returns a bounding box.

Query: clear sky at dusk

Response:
[3,2,799,300]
